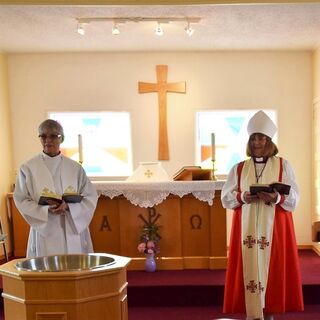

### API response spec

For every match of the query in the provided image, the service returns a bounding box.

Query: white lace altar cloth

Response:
[93,180,225,208]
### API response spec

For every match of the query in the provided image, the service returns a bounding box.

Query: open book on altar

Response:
[38,187,83,205]
[249,182,291,195]
[173,166,212,181]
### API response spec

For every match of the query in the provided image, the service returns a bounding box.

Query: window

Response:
[196,109,277,177]
[49,111,133,179]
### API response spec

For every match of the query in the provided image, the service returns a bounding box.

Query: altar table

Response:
[7,180,227,270]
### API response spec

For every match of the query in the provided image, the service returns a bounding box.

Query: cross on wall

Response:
[138,65,186,160]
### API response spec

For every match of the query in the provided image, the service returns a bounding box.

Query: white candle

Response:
[211,133,215,160]
[78,134,83,164]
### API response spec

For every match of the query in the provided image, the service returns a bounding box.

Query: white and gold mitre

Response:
[247,110,277,139]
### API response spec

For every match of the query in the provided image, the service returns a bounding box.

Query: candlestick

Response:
[211,159,217,181]
[211,133,215,161]
[78,134,83,165]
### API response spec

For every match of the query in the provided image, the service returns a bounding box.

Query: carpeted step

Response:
[128,284,224,307]
[127,256,320,308]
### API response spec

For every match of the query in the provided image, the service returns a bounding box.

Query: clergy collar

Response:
[252,156,268,163]
[42,151,62,158]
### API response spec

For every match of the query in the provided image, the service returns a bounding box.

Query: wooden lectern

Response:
[173,166,212,181]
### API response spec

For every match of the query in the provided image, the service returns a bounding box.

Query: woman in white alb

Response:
[14,119,98,258]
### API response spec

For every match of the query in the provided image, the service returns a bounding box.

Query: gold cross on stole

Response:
[138,65,186,160]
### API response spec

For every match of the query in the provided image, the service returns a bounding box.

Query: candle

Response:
[211,133,215,161]
[78,134,83,164]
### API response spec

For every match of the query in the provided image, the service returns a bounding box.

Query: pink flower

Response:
[146,240,155,249]
[137,242,146,253]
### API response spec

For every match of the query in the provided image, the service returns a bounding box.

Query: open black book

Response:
[38,193,83,205]
[38,187,83,205]
[250,182,291,195]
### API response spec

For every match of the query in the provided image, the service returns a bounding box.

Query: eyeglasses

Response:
[38,134,62,140]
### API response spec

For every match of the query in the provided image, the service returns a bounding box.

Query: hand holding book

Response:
[48,199,69,214]
[244,182,291,205]
[38,186,83,206]
[249,182,291,196]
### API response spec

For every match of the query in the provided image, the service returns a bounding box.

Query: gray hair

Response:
[38,119,64,138]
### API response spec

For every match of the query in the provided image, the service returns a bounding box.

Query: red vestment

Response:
[223,159,304,314]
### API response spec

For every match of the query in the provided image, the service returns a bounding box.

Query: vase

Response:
[145,253,156,272]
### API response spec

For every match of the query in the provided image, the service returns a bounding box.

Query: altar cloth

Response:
[93,180,225,208]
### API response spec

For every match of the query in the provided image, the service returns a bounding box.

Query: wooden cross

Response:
[138,65,186,160]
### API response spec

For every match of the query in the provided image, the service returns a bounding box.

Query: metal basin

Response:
[15,254,116,272]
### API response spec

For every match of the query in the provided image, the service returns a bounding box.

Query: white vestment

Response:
[14,152,98,258]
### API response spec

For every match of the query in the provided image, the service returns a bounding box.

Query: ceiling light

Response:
[155,23,164,36]
[112,23,120,35]
[77,23,85,35]
[76,17,201,36]
[185,22,194,36]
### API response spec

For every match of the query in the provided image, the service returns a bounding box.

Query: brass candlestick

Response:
[211,159,217,181]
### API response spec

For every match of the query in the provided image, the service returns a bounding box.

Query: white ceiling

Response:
[1,3,320,52]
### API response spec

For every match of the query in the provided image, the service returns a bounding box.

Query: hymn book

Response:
[38,187,83,205]
[249,182,291,195]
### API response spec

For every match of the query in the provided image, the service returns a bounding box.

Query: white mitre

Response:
[247,110,277,138]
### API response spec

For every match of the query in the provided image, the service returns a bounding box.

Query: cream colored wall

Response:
[312,48,320,254]
[8,51,312,245]
[0,54,13,257]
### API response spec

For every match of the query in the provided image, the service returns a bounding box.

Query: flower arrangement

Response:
[137,221,160,255]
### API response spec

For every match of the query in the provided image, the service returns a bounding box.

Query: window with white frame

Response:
[49,111,133,179]
[196,109,277,177]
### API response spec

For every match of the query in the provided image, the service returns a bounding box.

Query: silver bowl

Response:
[15,254,116,272]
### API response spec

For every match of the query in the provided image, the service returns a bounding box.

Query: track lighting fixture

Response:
[185,22,194,36]
[112,23,120,35]
[75,17,200,36]
[155,23,164,36]
[77,23,85,35]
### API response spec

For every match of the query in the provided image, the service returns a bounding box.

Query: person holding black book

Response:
[14,119,98,258]
[221,110,303,320]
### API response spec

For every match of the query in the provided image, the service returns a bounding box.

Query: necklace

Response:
[254,160,268,183]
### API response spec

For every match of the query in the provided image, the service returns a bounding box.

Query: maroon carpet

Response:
[129,305,320,320]
[127,250,320,319]
[299,249,320,284]
[127,249,320,287]
[0,250,319,319]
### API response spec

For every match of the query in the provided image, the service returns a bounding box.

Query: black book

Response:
[250,182,291,195]
[38,193,83,205]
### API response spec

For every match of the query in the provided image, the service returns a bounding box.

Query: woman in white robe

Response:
[14,119,98,258]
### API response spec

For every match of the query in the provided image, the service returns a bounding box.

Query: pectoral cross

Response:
[139,65,186,160]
